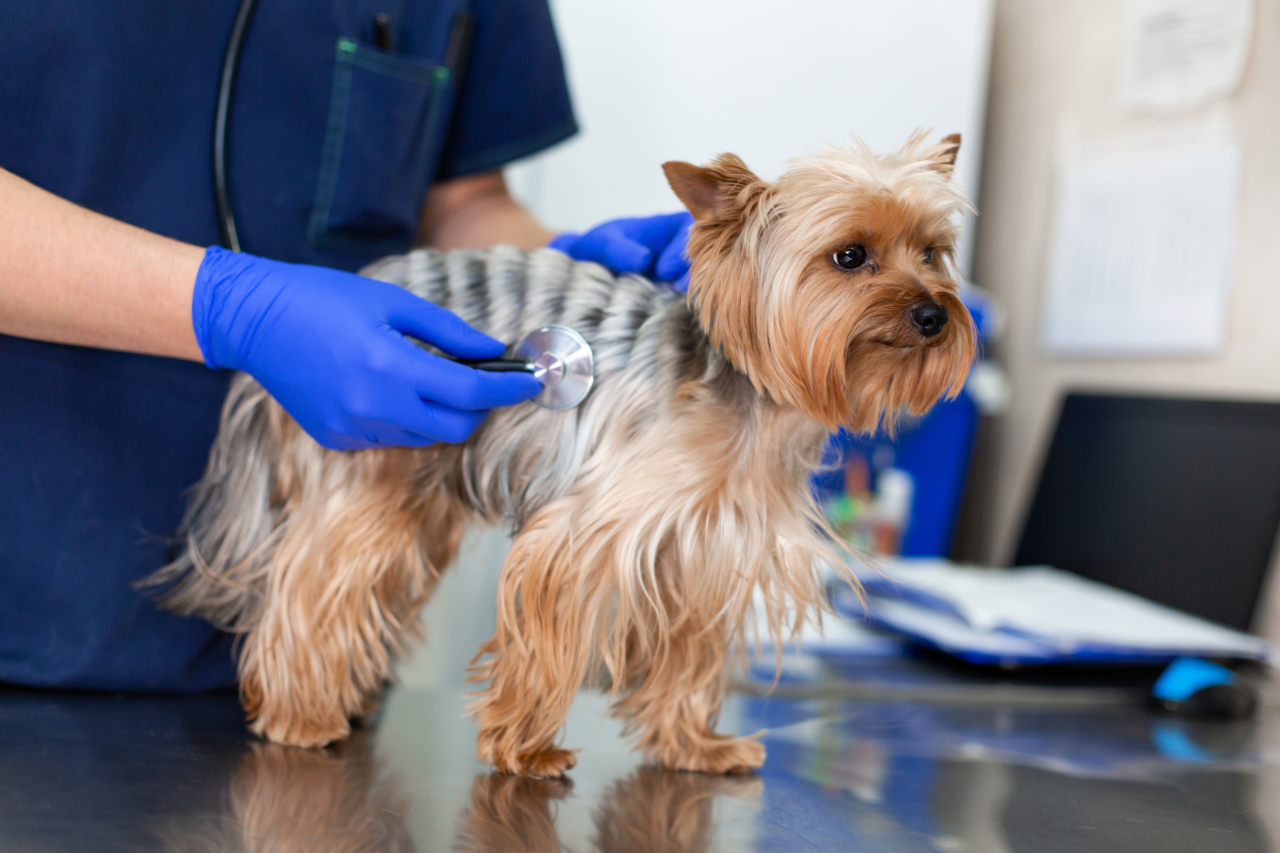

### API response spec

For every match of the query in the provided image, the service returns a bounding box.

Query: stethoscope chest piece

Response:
[515,325,595,410]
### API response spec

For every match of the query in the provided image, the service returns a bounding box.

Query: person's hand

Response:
[191,247,541,450]
[549,212,692,291]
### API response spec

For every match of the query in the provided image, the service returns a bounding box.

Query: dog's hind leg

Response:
[242,450,466,747]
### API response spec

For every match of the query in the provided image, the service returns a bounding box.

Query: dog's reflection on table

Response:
[155,730,414,853]
[456,767,761,853]
[157,731,761,853]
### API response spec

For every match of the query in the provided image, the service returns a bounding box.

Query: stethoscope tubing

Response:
[214,0,260,253]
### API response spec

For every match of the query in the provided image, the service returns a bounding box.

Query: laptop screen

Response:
[1014,393,1280,631]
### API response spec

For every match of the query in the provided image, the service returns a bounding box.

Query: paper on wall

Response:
[1122,0,1253,114]
[1122,0,1253,113]
[1040,146,1241,356]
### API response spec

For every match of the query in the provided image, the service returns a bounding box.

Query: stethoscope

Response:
[211,4,595,410]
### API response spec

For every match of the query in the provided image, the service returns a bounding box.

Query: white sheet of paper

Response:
[875,560,1269,658]
[1040,146,1240,356]
[861,596,1059,658]
[1122,0,1253,113]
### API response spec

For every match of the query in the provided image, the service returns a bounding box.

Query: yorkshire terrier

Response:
[148,133,975,778]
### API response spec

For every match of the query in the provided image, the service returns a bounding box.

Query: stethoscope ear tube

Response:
[214,0,260,253]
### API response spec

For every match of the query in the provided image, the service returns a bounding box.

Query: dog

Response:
[147,132,975,778]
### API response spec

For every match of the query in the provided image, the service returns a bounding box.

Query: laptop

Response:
[1014,393,1280,632]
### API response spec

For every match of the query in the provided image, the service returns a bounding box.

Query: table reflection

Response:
[3,684,1279,852]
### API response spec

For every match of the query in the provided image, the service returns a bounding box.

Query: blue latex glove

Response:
[192,246,541,450]
[549,211,693,291]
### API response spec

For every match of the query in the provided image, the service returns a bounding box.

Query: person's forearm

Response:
[419,171,555,251]
[0,167,204,361]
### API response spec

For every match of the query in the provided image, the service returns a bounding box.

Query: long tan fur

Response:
[146,135,976,776]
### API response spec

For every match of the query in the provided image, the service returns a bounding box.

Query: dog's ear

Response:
[924,134,961,176]
[663,155,761,221]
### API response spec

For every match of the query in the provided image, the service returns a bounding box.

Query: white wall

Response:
[509,0,995,272]
[400,0,997,687]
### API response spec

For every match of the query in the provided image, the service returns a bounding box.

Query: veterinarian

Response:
[0,2,689,692]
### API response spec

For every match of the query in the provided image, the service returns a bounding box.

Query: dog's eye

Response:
[923,247,935,264]
[832,245,867,270]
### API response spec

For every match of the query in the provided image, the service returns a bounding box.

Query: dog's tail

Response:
[138,373,283,631]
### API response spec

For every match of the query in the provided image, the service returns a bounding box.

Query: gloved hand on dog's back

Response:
[191,246,542,451]
[549,211,693,291]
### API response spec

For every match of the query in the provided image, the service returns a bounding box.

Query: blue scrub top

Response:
[0,0,576,691]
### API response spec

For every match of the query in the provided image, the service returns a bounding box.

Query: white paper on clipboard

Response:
[1040,146,1241,356]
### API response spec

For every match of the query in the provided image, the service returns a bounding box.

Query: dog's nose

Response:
[910,301,948,338]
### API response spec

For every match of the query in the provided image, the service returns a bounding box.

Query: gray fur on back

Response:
[363,245,683,384]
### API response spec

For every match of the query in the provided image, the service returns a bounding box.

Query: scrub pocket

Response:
[309,38,450,255]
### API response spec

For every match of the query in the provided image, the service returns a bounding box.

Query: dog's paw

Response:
[499,747,579,779]
[665,736,766,775]
[250,713,351,749]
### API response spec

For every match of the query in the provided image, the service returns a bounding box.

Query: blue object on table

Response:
[812,289,992,557]
[1152,657,1257,718]
[1153,657,1234,701]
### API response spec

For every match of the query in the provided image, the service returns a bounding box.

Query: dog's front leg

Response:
[610,616,765,774]
[471,508,594,778]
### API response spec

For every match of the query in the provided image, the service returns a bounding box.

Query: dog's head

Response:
[664,133,977,434]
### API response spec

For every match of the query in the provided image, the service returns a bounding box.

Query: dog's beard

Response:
[842,291,974,435]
